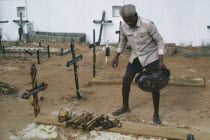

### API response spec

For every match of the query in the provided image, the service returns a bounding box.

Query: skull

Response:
[58,108,72,122]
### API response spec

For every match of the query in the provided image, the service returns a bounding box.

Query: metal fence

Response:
[0,46,50,64]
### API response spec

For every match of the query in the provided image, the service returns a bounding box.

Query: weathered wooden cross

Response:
[13,12,29,42]
[21,63,48,117]
[66,39,86,100]
[93,10,112,45]
[0,21,9,52]
[89,29,96,78]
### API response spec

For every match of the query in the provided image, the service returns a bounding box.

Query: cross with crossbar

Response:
[66,39,86,100]
[89,29,97,78]
[93,10,112,45]
[21,63,48,117]
[13,13,29,42]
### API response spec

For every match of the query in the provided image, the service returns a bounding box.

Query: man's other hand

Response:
[112,57,119,68]
[158,60,165,69]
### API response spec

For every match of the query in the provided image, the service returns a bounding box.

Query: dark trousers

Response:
[126,57,159,73]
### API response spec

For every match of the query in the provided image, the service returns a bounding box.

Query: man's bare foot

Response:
[112,107,130,116]
[153,115,161,124]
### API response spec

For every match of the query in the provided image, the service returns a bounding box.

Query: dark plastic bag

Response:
[135,68,170,92]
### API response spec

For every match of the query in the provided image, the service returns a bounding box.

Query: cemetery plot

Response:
[0,42,210,140]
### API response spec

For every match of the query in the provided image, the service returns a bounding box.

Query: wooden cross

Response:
[21,63,48,117]
[66,39,86,100]
[93,10,112,45]
[89,29,96,78]
[13,13,29,42]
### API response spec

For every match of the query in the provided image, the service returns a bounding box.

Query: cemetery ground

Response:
[0,42,210,139]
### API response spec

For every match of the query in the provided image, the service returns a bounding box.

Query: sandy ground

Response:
[0,43,210,139]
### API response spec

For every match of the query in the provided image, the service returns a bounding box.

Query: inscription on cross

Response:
[13,12,29,42]
[21,63,48,117]
[93,10,112,45]
[66,39,86,100]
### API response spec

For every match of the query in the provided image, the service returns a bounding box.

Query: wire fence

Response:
[0,46,50,64]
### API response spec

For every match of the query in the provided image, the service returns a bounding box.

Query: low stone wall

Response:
[26,31,86,43]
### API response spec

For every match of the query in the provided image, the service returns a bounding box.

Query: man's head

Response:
[120,4,138,28]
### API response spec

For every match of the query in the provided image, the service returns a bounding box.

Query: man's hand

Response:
[158,55,165,69]
[112,53,120,68]
[112,57,119,68]
[158,60,165,69]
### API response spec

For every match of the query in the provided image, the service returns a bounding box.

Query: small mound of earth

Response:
[0,82,18,94]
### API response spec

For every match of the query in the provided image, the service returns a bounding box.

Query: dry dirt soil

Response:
[0,43,210,139]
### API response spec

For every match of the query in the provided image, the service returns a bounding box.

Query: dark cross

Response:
[115,21,121,43]
[21,63,48,117]
[0,21,9,52]
[89,29,96,77]
[13,13,29,42]
[47,45,50,57]
[66,39,86,100]
[37,50,40,64]
[93,10,112,45]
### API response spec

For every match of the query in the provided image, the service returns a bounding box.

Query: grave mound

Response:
[0,82,18,94]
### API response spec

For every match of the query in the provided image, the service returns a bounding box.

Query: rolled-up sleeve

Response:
[147,22,165,55]
[117,25,127,53]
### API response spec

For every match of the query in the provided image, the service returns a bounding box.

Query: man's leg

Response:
[152,90,161,124]
[112,71,136,116]
[144,60,161,124]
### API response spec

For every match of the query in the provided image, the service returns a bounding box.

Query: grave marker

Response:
[93,10,112,45]
[13,13,29,42]
[66,39,86,100]
[21,64,48,117]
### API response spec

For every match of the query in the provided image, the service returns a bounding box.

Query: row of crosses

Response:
[0,12,29,43]
[89,10,113,78]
